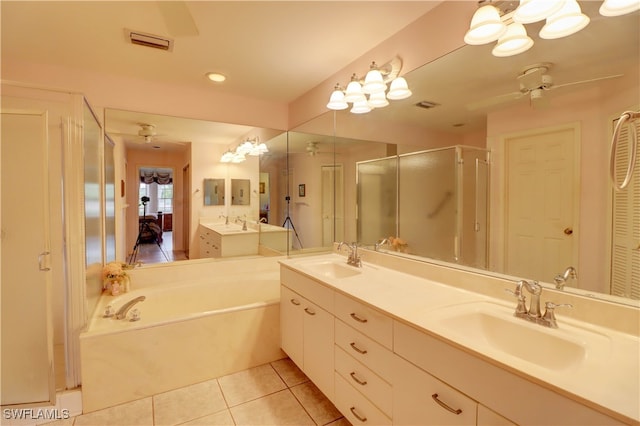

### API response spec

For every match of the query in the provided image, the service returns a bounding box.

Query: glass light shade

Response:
[540,0,589,39]
[257,142,268,153]
[464,5,508,45]
[492,23,534,57]
[231,152,246,163]
[362,69,387,94]
[386,77,412,100]
[513,0,565,24]
[344,80,366,103]
[368,91,389,108]
[350,99,372,114]
[220,151,234,163]
[236,141,253,154]
[599,0,640,16]
[326,89,348,110]
[248,142,269,156]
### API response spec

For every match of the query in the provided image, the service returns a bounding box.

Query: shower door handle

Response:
[38,251,51,272]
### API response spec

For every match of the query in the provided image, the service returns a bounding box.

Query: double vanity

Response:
[280,250,639,425]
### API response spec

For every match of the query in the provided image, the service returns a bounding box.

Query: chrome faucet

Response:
[114,295,146,320]
[508,280,572,328]
[374,238,389,251]
[259,217,268,223]
[554,266,577,290]
[337,242,362,267]
[219,214,229,225]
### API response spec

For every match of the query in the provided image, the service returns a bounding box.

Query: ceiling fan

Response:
[108,123,186,146]
[467,62,623,111]
[306,141,334,156]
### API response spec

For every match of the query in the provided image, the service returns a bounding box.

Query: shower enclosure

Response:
[357,146,489,269]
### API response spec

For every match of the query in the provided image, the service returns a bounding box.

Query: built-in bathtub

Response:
[80,257,285,413]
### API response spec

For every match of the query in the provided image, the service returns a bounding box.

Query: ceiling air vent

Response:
[415,100,440,110]
[126,29,173,51]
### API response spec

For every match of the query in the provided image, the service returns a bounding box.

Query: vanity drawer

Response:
[334,292,392,349]
[280,266,333,313]
[334,372,391,426]
[393,354,477,426]
[335,345,392,416]
[335,319,393,382]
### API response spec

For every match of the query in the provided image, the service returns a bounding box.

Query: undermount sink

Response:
[301,260,362,279]
[429,301,606,371]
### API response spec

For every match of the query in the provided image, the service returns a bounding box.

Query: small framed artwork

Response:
[298,184,306,197]
[259,182,265,194]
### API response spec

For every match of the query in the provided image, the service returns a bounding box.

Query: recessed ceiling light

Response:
[206,72,226,83]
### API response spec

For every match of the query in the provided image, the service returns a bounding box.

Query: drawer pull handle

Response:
[304,307,316,316]
[349,406,367,422]
[349,371,367,386]
[290,298,301,306]
[349,342,367,355]
[431,393,462,415]
[350,312,368,323]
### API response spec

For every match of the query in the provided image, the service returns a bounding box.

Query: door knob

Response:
[563,227,573,235]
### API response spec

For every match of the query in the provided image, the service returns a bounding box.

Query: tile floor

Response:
[132,232,188,265]
[46,358,350,426]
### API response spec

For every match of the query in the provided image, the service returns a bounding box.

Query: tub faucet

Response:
[259,217,268,223]
[554,266,577,290]
[115,295,146,320]
[374,238,389,251]
[337,242,361,267]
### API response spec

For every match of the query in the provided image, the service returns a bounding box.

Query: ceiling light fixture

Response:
[220,136,268,163]
[465,0,635,57]
[326,57,412,114]
[206,72,226,82]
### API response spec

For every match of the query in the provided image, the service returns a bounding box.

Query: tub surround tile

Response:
[178,409,234,426]
[73,397,153,426]
[229,389,314,425]
[271,358,309,387]
[290,381,342,425]
[218,364,287,407]
[153,379,226,426]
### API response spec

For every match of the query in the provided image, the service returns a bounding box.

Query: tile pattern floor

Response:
[46,358,350,426]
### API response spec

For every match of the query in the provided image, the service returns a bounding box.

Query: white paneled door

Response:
[1,111,55,406]
[505,126,578,282]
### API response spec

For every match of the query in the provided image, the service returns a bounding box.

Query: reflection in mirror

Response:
[203,178,225,206]
[300,3,639,306]
[231,179,250,206]
[104,107,284,262]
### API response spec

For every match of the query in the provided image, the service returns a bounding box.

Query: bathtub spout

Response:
[115,295,146,320]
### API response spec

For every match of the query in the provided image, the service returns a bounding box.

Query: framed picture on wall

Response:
[298,184,305,197]
[259,182,265,194]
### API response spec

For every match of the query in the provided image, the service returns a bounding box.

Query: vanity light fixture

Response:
[599,0,640,16]
[326,57,412,114]
[464,0,634,57]
[220,137,267,163]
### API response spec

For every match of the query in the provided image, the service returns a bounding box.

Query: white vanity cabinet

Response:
[280,267,334,401]
[198,225,221,258]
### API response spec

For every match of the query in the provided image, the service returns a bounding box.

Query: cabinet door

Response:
[393,355,477,426]
[303,299,334,401]
[477,404,517,426]
[280,285,303,368]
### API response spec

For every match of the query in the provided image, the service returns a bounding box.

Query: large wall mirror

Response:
[203,178,225,206]
[291,2,639,307]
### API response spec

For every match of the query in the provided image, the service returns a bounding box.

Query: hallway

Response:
[131,232,187,265]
